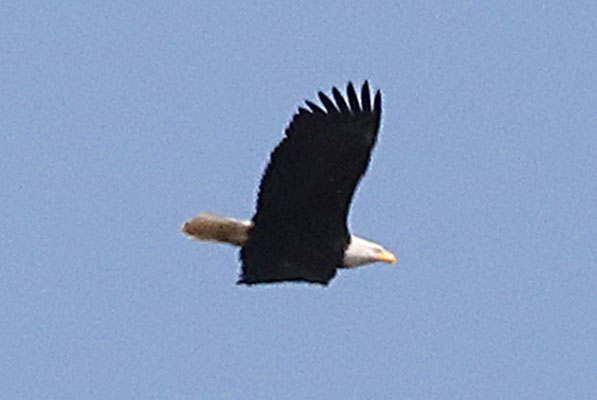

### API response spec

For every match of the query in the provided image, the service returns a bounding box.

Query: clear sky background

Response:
[2,1,596,399]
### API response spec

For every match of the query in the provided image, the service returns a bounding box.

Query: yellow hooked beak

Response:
[376,249,397,264]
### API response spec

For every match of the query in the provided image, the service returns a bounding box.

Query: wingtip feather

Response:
[305,100,325,114]
[374,90,382,115]
[346,82,360,112]
[361,81,371,112]
[318,91,338,114]
[332,87,349,112]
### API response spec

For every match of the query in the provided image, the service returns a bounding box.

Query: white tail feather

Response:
[180,211,252,247]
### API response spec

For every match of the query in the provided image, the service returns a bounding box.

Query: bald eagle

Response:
[181,81,396,285]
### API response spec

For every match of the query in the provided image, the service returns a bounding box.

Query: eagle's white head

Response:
[342,235,397,268]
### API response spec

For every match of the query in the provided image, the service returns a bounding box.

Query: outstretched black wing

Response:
[239,82,382,285]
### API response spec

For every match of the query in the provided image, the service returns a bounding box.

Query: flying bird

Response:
[181,81,396,285]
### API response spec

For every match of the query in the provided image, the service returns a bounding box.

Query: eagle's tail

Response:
[180,211,252,247]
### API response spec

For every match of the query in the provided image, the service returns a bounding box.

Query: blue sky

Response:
[2,1,596,399]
